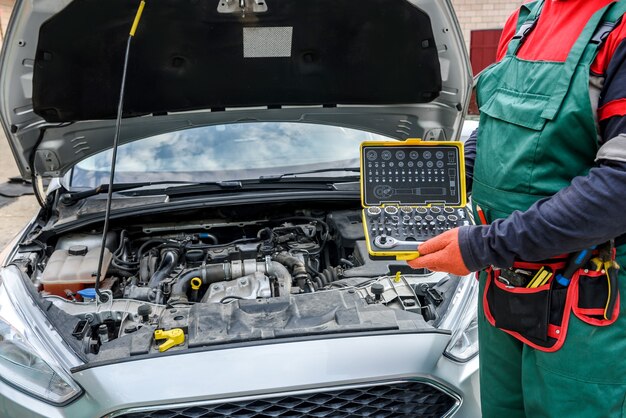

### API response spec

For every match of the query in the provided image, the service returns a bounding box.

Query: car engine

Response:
[12,206,463,361]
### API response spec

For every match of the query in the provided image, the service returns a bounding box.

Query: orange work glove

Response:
[407,228,471,276]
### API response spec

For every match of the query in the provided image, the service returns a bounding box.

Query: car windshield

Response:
[70,122,392,188]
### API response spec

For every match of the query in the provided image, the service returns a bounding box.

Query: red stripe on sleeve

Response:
[591,17,626,75]
[598,99,626,121]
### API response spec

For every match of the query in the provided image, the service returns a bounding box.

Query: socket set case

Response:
[360,139,470,260]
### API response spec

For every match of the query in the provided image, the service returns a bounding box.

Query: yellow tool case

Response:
[360,139,470,260]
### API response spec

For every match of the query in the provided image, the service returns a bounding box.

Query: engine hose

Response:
[107,268,135,278]
[273,252,309,287]
[316,267,341,288]
[272,252,303,268]
[314,276,324,289]
[137,239,167,260]
[111,259,137,272]
[323,268,338,284]
[319,270,327,286]
[148,250,179,288]
[170,264,231,303]
[339,258,355,268]
[197,232,218,244]
[112,257,139,268]
[267,261,292,296]
[139,256,150,283]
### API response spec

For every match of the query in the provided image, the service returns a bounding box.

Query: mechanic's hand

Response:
[407,228,471,276]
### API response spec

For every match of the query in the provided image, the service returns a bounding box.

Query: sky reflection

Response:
[71,122,391,187]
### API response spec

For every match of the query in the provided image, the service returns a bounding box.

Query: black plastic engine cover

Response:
[187,292,429,348]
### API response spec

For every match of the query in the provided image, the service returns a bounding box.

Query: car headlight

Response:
[0,267,82,404]
[0,227,26,267]
[439,274,479,362]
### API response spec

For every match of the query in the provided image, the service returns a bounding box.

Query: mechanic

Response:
[408,1,626,416]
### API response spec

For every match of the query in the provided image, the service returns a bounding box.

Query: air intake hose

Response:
[148,250,179,288]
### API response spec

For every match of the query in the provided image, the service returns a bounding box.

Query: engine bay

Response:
[10,204,462,361]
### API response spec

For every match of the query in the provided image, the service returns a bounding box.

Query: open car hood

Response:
[0,0,471,179]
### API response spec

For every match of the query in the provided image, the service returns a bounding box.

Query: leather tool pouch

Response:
[483,257,620,352]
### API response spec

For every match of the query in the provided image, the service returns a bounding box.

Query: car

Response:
[0,0,478,416]
[460,119,479,143]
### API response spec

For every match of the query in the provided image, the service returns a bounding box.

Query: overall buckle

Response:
[590,19,621,46]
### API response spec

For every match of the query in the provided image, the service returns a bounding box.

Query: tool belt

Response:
[482,244,620,352]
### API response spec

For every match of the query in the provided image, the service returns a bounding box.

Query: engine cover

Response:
[201,271,271,303]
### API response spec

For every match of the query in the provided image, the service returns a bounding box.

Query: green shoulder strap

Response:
[541,1,626,120]
[506,0,545,57]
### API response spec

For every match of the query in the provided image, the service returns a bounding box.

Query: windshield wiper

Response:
[258,167,360,181]
[59,180,243,205]
[61,171,361,204]
[163,179,342,197]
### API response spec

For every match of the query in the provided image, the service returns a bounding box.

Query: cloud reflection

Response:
[72,122,390,187]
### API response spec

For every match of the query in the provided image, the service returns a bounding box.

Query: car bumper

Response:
[0,333,479,417]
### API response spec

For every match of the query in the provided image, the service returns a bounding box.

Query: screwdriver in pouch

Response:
[555,246,597,287]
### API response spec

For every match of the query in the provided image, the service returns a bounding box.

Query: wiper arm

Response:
[259,167,360,181]
[60,182,150,205]
[62,173,359,204]
[164,179,340,197]
[59,180,242,205]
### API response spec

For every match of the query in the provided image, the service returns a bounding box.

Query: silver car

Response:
[0,0,478,416]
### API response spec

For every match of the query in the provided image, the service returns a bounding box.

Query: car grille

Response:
[114,381,458,418]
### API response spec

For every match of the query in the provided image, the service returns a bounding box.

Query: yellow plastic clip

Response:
[191,277,202,291]
[154,328,185,352]
[394,271,402,283]
[130,0,146,37]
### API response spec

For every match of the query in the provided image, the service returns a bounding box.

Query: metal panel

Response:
[470,29,503,75]
[469,29,503,114]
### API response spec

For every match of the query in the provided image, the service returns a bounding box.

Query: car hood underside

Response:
[0,0,470,179]
[34,0,442,122]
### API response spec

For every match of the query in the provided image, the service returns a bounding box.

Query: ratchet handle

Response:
[396,252,420,261]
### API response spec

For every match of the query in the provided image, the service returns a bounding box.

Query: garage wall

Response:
[450,0,524,51]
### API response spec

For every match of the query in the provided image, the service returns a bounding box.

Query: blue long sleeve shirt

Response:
[459,39,626,271]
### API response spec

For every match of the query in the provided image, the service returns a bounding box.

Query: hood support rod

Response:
[94,1,146,303]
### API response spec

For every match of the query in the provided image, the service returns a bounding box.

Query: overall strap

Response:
[506,0,545,57]
[583,1,626,66]
[590,1,626,48]
[541,1,626,120]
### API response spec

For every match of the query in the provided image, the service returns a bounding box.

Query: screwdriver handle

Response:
[556,246,596,287]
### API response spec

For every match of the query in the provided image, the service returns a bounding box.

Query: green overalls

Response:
[473,1,626,416]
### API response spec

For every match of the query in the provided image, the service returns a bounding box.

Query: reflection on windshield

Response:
[71,122,391,188]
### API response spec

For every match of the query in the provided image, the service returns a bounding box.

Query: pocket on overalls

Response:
[572,269,620,326]
[475,88,552,192]
[479,88,550,131]
[483,260,573,352]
